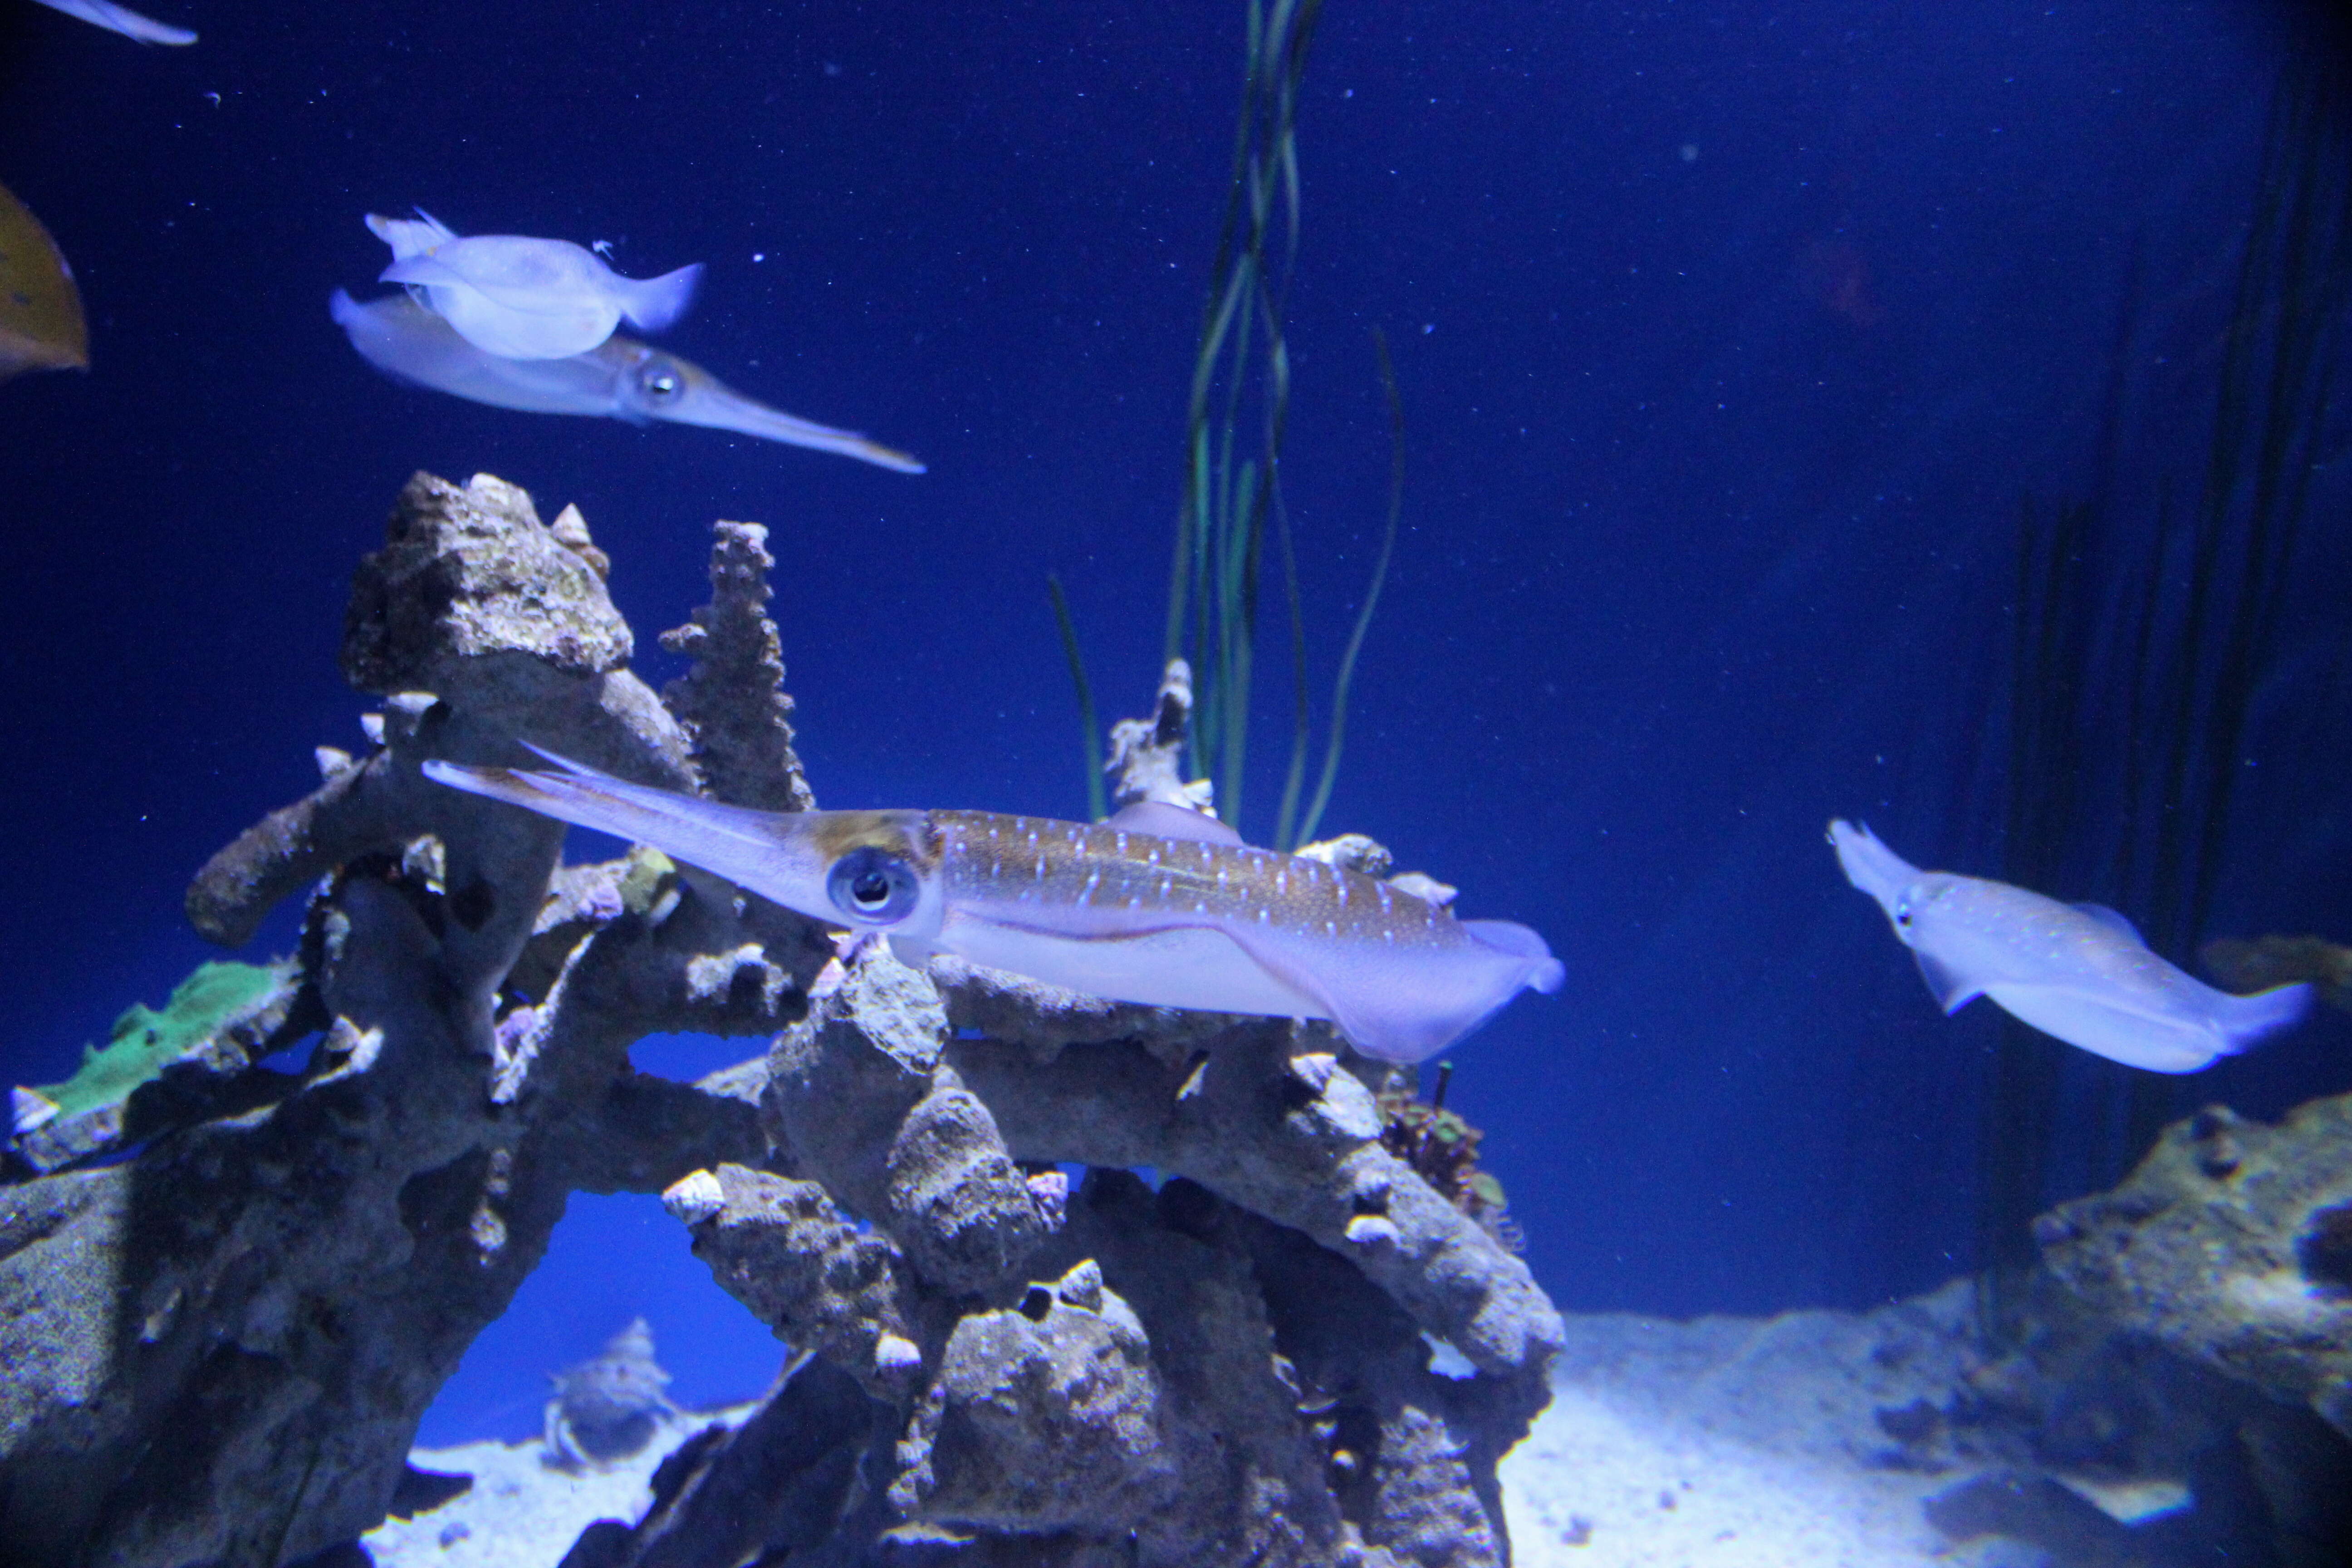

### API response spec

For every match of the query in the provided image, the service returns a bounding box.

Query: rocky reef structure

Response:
[2034,1090,2352,1441]
[1876,1093,2352,1568]
[0,472,1561,1567]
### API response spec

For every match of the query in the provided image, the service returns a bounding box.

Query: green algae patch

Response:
[38,960,293,1119]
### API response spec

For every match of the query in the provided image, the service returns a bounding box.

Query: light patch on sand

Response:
[1503,1385,1985,1568]
[1501,1282,2037,1568]
[363,1409,749,1568]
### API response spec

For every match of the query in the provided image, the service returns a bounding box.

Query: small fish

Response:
[0,181,89,380]
[330,290,924,473]
[26,0,194,44]
[426,750,1563,1062]
[1828,819,2311,1073]
[366,210,702,360]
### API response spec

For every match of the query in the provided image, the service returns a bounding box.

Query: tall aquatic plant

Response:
[1974,67,2350,1339]
[1166,0,1328,848]
[1054,0,1400,848]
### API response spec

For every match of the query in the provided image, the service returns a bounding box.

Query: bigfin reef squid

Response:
[1828,819,2311,1073]
[26,0,193,44]
[426,750,1563,1063]
[331,289,924,473]
[367,210,702,360]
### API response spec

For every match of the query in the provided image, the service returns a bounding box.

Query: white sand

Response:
[363,1410,748,1568]
[1504,1280,2035,1568]
[376,1281,2043,1567]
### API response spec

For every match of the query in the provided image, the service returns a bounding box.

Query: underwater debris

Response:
[0,470,1557,1568]
[544,1317,679,1470]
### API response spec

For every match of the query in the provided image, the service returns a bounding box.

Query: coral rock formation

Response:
[0,471,1559,1567]
[2034,1091,2352,1439]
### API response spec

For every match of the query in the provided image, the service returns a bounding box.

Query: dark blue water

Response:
[4,0,2347,1442]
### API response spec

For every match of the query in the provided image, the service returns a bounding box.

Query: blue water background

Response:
[2,0,2347,1443]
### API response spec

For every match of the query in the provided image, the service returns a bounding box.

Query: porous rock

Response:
[885,1068,1053,1294]
[892,1260,1177,1533]
[668,1163,925,1403]
[4,472,1561,1568]
[1106,658,1216,815]
[343,471,631,693]
[2034,1092,2352,1438]
[946,1024,1565,1383]
[0,477,797,1568]
[658,520,816,813]
[765,946,1052,1294]
[765,944,948,1218]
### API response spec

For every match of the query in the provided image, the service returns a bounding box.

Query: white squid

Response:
[426,750,1563,1063]
[331,290,924,473]
[1829,819,2311,1073]
[27,0,194,44]
[367,210,701,360]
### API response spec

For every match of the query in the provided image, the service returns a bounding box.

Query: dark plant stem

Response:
[1046,575,1108,823]
[1166,0,1325,839]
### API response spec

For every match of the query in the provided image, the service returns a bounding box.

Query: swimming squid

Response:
[1828,819,2311,1073]
[331,290,924,473]
[27,0,194,44]
[367,210,701,360]
[426,750,1563,1062]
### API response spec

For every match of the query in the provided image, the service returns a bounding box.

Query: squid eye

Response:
[826,847,919,922]
[1894,902,1912,928]
[637,363,683,401]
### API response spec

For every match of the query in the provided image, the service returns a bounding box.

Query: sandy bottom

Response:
[372,1280,2037,1567]
[1502,1280,2034,1568]
[363,1410,749,1568]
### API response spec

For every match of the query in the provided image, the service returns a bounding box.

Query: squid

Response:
[26,0,194,44]
[1829,819,2311,1073]
[367,210,701,360]
[426,750,1563,1063]
[331,290,923,473]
